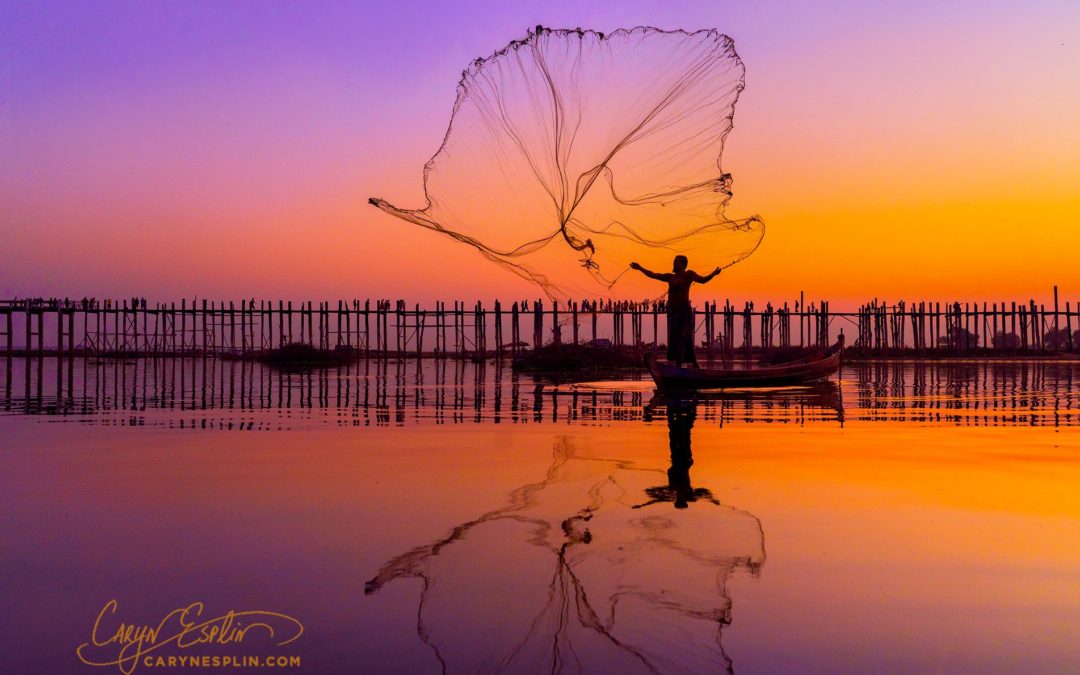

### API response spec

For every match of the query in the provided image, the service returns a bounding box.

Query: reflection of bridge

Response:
[2,357,1077,428]
[2,291,1078,357]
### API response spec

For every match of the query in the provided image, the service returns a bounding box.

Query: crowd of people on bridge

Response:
[5,297,149,310]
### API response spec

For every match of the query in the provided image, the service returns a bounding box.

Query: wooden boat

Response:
[646,335,844,390]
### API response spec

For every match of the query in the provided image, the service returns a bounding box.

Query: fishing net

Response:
[369,26,764,299]
[365,435,765,673]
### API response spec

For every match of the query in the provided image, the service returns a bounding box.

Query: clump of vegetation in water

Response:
[512,343,646,373]
[256,343,358,368]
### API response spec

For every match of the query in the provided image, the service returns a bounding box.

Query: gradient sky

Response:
[2,0,1078,305]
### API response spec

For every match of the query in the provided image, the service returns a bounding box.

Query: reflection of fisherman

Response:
[630,256,720,367]
[635,396,720,510]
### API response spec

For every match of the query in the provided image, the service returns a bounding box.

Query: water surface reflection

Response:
[365,393,765,674]
[2,357,1078,673]
[2,356,1078,428]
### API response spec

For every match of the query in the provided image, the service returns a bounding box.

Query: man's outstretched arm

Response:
[630,262,673,282]
[691,267,722,284]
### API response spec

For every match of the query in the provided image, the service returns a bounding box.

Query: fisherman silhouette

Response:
[630,255,720,367]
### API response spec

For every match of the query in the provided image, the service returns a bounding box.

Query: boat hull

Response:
[646,336,844,390]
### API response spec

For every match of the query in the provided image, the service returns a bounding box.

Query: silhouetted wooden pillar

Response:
[56,308,65,354]
[648,304,656,347]
[533,300,543,351]
[1053,286,1060,351]
[1062,302,1071,349]
[363,300,370,352]
[510,302,520,354]
[119,300,128,352]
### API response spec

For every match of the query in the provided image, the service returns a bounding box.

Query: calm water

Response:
[2,357,1078,674]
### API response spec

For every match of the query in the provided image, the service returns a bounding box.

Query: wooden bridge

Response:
[1,287,1076,357]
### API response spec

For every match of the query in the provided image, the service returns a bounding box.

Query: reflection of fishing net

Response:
[365,437,765,674]
[370,26,764,299]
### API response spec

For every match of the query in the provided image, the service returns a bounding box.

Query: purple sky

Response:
[2,1,1077,302]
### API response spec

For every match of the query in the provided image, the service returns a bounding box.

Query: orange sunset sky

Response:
[2,1,1078,306]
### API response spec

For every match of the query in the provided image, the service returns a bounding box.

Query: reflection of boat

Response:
[646,336,844,390]
[644,380,845,421]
